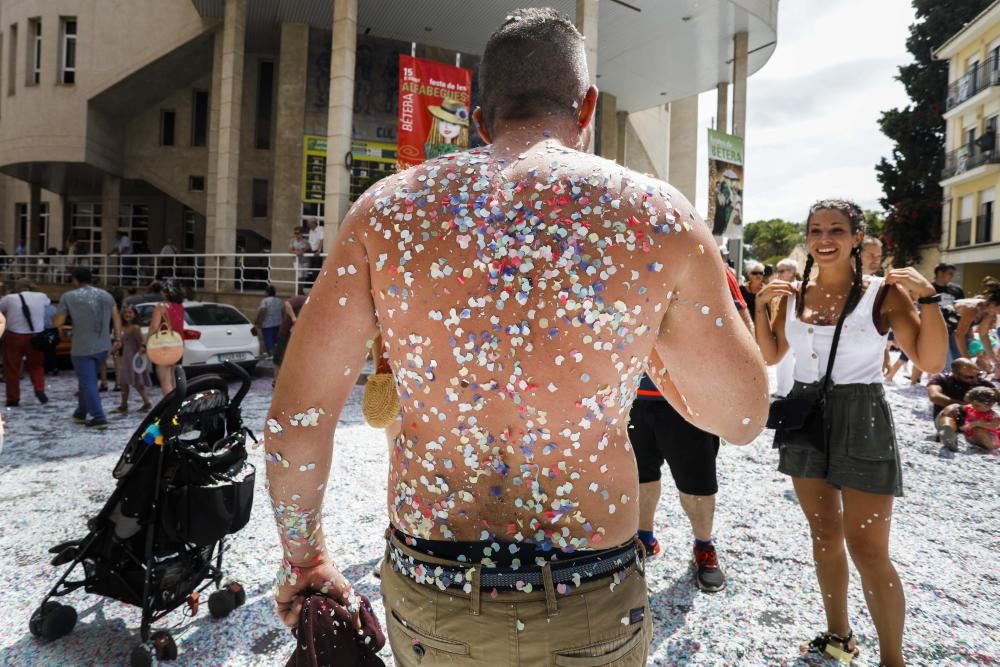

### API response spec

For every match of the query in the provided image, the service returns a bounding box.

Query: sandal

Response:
[114,404,128,413]
[140,402,152,411]
[802,630,859,664]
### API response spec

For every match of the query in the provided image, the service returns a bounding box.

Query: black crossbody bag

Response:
[17,293,51,351]
[767,284,859,449]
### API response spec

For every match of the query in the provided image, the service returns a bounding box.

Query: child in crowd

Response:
[115,305,152,413]
[938,385,1000,452]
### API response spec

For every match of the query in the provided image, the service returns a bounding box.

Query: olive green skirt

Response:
[775,382,903,497]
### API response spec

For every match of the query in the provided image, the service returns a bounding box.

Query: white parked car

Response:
[133,301,260,372]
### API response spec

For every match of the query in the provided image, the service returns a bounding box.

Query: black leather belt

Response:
[387,538,642,591]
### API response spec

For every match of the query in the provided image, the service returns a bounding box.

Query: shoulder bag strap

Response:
[17,294,38,333]
[819,282,862,399]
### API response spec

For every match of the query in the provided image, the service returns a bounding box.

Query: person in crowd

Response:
[42,298,59,375]
[773,257,800,397]
[115,304,152,413]
[762,263,775,284]
[124,281,163,309]
[932,263,965,306]
[628,266,752,593]
[741,260,765,314]
[160,239,178,255]
[936,386,1000,453]
[754,199,946,667]
[53,267,122,429]
[271,292,307,380]
[0,279,51,406]
[305,219,325,287]
[146,282,185,396]
[289,227,310,287]
[860,236,884,276]
[928,357,994,451]
[951,282,1000,363]
[256,285,284,356]
[263,8,768,664]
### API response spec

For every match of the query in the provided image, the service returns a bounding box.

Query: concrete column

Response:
[716,82,729,134]
[0,177,12,252]
[732,32,748,139]
[273,23,309,292]
[575,0,599,153]
[28,183,42,254]
[205,31,224,254]
[324,0,358,245]
[615,111,628,165]
[668,95,698,204]
[209,0,246,262]
[100,175,120,255]
[598,92,617,161]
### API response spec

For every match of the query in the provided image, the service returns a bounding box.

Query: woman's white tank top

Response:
[785,276,888,385]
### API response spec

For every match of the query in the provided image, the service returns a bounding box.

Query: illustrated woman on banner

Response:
[713,168,743,235]
[424,97,470,159]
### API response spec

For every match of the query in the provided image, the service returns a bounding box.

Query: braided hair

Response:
[796,198,866,318]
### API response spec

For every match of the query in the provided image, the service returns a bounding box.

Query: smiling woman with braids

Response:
[754,199,947,667]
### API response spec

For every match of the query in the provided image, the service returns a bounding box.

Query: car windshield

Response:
[185,305,250,326]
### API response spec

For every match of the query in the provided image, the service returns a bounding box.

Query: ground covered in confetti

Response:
[0,373,996,666]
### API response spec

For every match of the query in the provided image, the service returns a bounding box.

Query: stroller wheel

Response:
[129,644,153,667]
[152,631,178,660]
[225,582,246,608]
[29,602,76,640]
[208,589,236,618]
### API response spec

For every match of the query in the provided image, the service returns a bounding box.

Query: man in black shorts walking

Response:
[628,265,751,592]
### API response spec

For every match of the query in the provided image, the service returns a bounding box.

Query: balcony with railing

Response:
[941,135,999,180]
[0,253,325,295]
[946,58,1000,110]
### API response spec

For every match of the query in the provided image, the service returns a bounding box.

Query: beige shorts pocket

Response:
[553,626,645,667]
[389,609,470,656]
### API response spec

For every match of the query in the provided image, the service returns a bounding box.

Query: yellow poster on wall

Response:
[302,135,327,203]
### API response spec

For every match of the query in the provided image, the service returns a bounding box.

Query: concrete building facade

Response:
[0,0,778,290]
[936,0,1000,291]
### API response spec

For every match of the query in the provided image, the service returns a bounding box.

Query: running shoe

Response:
[72,413,86,424]
[693,542,726,592]
[85,419,108,430]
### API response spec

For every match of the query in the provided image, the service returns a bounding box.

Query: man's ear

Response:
[577,86,599,129]
[472,107,492,144]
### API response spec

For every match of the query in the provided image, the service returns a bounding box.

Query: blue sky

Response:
[693,0,919,223]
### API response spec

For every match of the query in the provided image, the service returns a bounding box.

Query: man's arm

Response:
[927,381,958,409]
[647,197,768,444]
[265,200,379,627]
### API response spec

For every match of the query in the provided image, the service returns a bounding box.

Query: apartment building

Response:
[937,0,1000,290]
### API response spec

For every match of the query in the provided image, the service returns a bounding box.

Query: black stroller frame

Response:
[30,362,258,664]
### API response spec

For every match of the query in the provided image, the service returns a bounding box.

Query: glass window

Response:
[15,203,27,248]
[252,179,268,218]
[70,202,103,254]
[8,24,18,95]
[301,202,325,227]
[28,18,40,85]
[182,207,197,252]
[38,202,49,251]
[255,61,274,149]
[189,175,205,192]
[119,203,150,252]
[185,304,250,326]
[160,110,176,146]
[60,17,76,85]
[192,90,208,147]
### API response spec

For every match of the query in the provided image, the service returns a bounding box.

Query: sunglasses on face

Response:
[750,271,764,276]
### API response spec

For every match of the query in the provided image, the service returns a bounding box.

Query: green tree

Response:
[743,218,803,262]
[876,0,992,267]
[864,210,885,238]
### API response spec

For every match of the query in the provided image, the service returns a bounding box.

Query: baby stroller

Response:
[29,363,257,666]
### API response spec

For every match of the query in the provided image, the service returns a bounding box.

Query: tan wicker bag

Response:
[362,372,400,428]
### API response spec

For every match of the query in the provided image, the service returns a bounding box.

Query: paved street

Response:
[0,372,997,666]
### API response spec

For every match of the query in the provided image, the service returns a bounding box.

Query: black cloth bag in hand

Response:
[768,283,860,451]
[17,293,51,351]
[286,593,386,667]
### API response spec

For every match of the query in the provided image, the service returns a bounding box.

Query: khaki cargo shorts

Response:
[379,534,652,666]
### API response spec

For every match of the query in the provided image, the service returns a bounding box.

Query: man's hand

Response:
[275,557,360,629]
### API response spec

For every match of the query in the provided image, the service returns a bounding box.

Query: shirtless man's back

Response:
[266,8,767,665]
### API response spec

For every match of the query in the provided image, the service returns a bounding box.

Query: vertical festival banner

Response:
[707,129,745,238]
[397,55,472,169]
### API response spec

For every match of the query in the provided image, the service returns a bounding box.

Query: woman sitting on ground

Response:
[754,199,947,667]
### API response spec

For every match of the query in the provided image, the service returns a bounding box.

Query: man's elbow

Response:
[722,390,769,445]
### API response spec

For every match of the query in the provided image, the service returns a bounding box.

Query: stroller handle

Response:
[222,361,252,429]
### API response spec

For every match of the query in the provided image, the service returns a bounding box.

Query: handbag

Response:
[17,293,48,351]
[147,305,184,366]
[767,283,859,447]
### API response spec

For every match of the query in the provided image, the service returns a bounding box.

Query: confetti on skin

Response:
[289,407,326,427]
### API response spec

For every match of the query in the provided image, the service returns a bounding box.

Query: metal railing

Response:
[955,218,973,247]
[0,252,326,294]
[946,58,1000,110]
[941,141,1000,179]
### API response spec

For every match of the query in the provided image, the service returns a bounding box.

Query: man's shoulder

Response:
[926,373,949,387]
